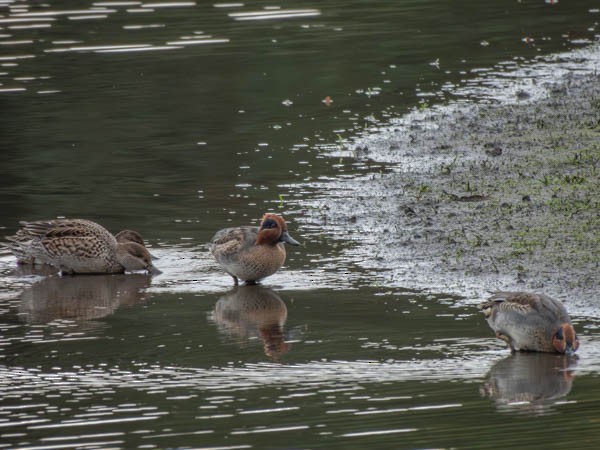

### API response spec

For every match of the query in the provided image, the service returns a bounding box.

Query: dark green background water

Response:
[1,1,599,448]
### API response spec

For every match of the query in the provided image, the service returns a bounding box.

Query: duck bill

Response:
[564,346,577,356]
[281,231,301,246]
[147,265,163,276]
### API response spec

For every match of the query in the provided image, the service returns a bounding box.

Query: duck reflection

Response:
[18,273,151,324]
[480,352,577,415]
[211,285,290,359]
[14,262,57,277]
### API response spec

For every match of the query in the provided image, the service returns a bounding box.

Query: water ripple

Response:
[0,0,231,94]
[10,9,117,17]
[0,356,494,397]
[341,427,417,437]
[228,9,321,21]
[141,2,196,8]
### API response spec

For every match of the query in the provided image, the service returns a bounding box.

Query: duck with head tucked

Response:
[479,291,579,354]
[210,213,301,285]
[4,219,159,275]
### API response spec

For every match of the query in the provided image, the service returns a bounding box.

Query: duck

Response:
[4,219,159,275]
[479,291,579,354]
[209,213,300,285]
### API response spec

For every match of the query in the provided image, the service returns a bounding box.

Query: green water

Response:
[1,1,599,448]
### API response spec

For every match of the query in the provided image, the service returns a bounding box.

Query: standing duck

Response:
[210,213,300,285]
[479,291,579,354]
[4,219,159,275]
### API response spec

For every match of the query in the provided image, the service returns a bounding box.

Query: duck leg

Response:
[495,331,515,351]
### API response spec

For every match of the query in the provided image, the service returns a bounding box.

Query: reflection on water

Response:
[18,273,151,324]
[481,352,577,416]
[210,285,290,359]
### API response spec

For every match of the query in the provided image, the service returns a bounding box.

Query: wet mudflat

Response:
[297,70,600,305]
[1,1,600,449]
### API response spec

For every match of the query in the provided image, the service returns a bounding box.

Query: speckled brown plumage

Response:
[4,219,157,275]
[479,291,579,353]
[209,213,300,284]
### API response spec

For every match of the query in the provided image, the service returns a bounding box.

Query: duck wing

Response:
[18,219,110,239]
[210,226,259,263]
[9,219,116,259]
[480,291,569,323]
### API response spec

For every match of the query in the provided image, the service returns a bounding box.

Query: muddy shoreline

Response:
[305,71,600,310]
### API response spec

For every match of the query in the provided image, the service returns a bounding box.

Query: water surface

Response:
[1,1,599,448]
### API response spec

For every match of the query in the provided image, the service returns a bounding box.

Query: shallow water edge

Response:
[293,48,600,312]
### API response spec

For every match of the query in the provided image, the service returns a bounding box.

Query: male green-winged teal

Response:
[4,219,159,275]
[479,291,579,354]
[209,213,300,285]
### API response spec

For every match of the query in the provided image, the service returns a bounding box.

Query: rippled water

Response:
[1,1,599,448]
[2,281,600,448]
